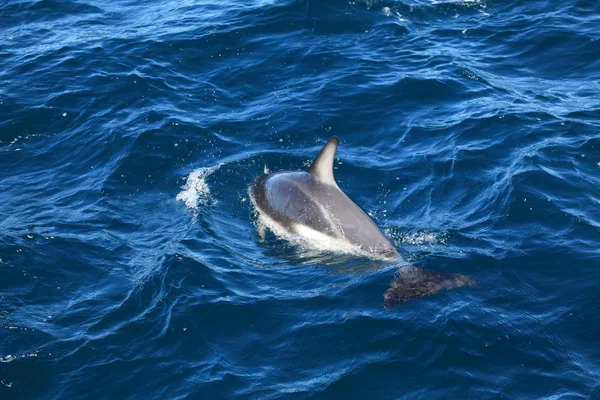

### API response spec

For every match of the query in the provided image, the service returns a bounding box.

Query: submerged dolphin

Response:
[249,136,475,308]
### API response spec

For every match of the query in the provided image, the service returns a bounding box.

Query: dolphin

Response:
[249,136,476,308]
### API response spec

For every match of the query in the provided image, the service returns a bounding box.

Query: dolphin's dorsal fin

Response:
[308,136,338,186]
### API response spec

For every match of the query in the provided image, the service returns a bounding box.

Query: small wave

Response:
[0,352,39,363]
[176,164,221,210]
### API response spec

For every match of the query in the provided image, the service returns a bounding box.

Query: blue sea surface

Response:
[1,0,600,398]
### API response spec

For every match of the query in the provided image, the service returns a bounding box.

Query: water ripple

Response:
[1,0,600,398]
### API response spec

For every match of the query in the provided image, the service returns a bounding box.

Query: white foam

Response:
[431,0,486,6]
[176,164,221,210]
[399,231,445,246]
[1,352,38,363]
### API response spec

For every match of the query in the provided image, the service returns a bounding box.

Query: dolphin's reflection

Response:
[384,266,477,309]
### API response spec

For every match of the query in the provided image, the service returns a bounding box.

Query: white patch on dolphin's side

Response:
[176,164,221,210]
[292,224,361,254]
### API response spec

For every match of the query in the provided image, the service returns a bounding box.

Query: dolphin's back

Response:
[251,171,398,255]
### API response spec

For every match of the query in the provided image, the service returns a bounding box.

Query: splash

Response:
[385,229,448,248]
[430,0,485,5]
[1,352,38,363]
[176,164,221,210]
[401,231,442,246]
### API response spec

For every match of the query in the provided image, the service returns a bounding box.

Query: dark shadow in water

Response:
[383,266,477,310]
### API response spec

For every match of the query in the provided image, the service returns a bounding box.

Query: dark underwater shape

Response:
[384,266,477,310]
[250,137,476,308]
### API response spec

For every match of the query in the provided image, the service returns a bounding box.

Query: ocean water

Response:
[1,0,599,398]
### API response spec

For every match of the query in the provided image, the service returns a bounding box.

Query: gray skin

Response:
[250,171,399,257]
[250,136,476,309]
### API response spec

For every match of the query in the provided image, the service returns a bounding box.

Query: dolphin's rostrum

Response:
[249,136,475,308]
